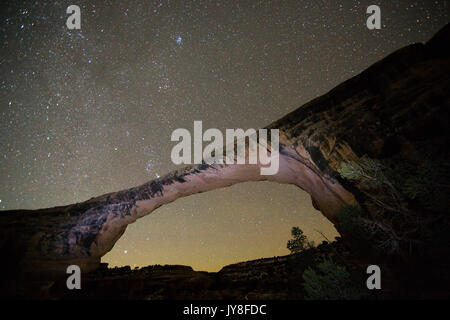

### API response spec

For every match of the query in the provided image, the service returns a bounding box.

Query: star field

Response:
[0,0,448,271]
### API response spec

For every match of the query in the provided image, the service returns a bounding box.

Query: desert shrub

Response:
[336,156,447,255]
[302,257,366,300]
[338,157,384,189]
[338,155,450,216]
[401,159,450,212]
[335,204,401,255]
[338,156,407,215]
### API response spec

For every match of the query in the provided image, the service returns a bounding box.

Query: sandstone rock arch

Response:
[0,144,356,276]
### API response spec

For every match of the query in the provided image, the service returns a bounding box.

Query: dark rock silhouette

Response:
[29,239,364,300]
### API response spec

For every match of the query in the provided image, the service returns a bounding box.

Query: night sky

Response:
[0,1,448,271]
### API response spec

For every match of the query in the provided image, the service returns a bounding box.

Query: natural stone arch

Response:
[102,151,352,265]
[2,145,354,276]
[102,178,340,270]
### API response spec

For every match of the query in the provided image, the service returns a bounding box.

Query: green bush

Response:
[335,205,400,255]
[337,157,384,190]
[302,257,365,300]
[336,157,414,255]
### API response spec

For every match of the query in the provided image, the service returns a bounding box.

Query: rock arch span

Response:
[0,142,355,276]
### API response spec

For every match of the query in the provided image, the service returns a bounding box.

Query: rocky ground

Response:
[13,238,367,300]
[5,237,450,299]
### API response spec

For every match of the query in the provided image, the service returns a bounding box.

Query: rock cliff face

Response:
[1,24,449,281]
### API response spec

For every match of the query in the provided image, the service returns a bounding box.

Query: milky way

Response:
[0,0,448,271]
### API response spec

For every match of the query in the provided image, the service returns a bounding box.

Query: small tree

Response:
[287,227,310,253]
